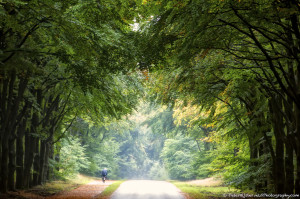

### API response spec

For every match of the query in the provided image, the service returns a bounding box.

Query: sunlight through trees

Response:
[1,0,299,195]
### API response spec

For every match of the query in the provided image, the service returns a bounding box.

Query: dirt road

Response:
[46,180,113,199]
[110,180,185,199]
[0,180,113,199]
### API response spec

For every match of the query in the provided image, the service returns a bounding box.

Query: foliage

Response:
[115,105,167,179]
[0,0,143,192]
[191,151,213,179]
[137,0,300,193]
[51,138,90,179]
[82,138,121,179]
[161,135,198,180]
[148,161,169,180]
[58,102,168,180]
[1,0,299,195]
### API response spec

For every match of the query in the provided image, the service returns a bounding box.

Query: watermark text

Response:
[223,193,299,198]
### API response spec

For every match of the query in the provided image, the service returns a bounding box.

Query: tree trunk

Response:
[32,138,40,186]
[38,140,46,184]
[1,137,9,192]
[0,145,1,188]
[1,71,28,192]
[296,148,300,194]
[248,137,259,191]
[285,140,294,194]
[195,140,201,152]
[8,136,16,191]
[43,143,50,183]
[295,105,300,193]
[295,66,300,193]
[23,131,35,189]
[24,89,42,187]
[282,90,297,194]
[255,143,267,192]
[270,96,286,194]
[16,120,25,189]
[0,73,8,186]
[0,71,16,193]
[54,146,60,175]
[48,144,54,181]
[262,135,272,192]
[274,135,285,194]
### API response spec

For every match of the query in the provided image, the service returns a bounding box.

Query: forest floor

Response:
[0,175,114,199]
[46,180,113,199]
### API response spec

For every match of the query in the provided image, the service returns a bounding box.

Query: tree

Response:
[139,0,300,193]
[0,0,142,192]
[161,135,198,180]
[52,137,90,178]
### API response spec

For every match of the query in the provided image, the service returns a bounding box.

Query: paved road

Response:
[110,180,185,199]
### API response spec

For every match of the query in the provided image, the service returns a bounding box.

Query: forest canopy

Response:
[1,0,299,195]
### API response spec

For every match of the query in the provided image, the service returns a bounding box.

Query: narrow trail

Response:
[46,180,113,199]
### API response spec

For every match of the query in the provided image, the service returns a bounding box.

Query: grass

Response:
[95,180,125,199]
[171,178,242,199]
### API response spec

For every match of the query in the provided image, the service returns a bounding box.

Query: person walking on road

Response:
[101,168,108,183]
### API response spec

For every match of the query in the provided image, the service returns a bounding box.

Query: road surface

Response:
[110,180,185,199]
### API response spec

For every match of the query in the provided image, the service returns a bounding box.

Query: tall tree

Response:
[139,0,300,193]
[0,0,142,192]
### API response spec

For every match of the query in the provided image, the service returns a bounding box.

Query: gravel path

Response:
[110,180,185,199]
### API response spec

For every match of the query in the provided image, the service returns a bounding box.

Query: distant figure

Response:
[101,168,108,183]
